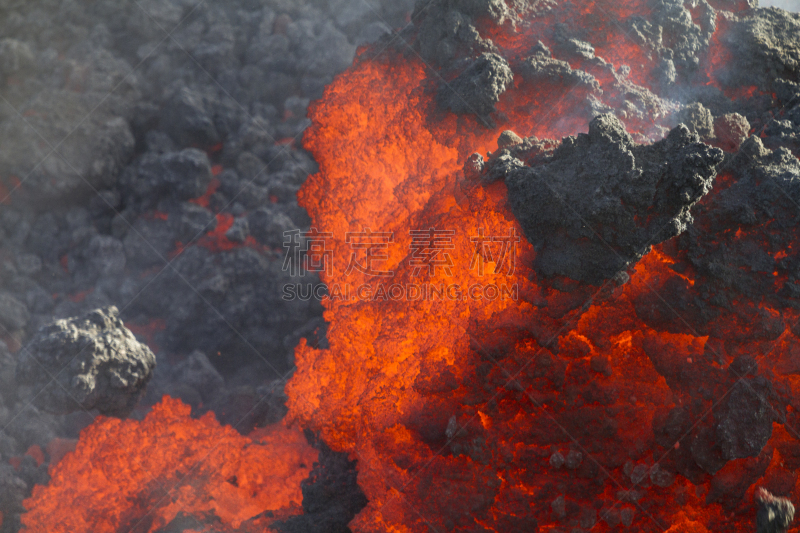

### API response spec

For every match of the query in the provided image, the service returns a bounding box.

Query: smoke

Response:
[760,0,800,11]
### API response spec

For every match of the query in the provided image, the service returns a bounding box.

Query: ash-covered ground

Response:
[0,0,413,531]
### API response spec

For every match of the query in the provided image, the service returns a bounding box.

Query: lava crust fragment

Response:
[495,114,724,284]
[437,53,514,124]
[16,306,156,418]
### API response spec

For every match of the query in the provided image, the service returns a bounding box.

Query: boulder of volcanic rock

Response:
[16,306,156,418]
[717,7,800,92]
[757,488,795,533]
[437,53,513,123]
[495,113,723,284]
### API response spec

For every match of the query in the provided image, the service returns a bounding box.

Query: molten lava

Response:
[285,3,800,532]
[20,397,317,533]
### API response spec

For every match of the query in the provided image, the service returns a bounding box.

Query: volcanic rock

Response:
[276,436,369,533]
[121,148,214,209]
[437,53,513,124]
[413,0,499,67]
[160,86,221,148]
[718,7,800,91]
[756,488,795,533]
[520,45,600,93]
[16,306,156,417]
[498,114,724,283]
[676,103,715,140]
[714,113,750,151]
[715,377,774,461]
[249,206,298,248]
[173,203,218,243]
[225,216,250,243]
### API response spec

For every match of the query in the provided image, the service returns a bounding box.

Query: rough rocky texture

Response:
[757,488,795,533]
[520,44,600,93]
[0,1,416,532]
[718,7,800,91]
[715,377,775,461]
[437,53,513,124]
[15,306,156,417]
[497,114,724,283]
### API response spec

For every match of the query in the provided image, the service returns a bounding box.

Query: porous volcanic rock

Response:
[16,306,156,417]
[492,113,724,283]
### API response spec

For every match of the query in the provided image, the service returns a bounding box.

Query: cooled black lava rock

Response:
[413,0,503,68]
[717,7,800,91]
[675,102,715,140]
[437,53,513,123]
[160,86,220,148]
[757,488,795,533]
[520,44,599,93]
[120,148,214,209]
[16,306,156,417]
[277,434,368,533]
[498,114,724,284]
[715,376,774,461]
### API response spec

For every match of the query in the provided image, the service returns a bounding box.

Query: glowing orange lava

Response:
[286,26,800,533]
[21,397,317,533]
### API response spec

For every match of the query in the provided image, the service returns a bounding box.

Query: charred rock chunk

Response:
[249,206,298,248]
[680,137,800,314]
[413,0,501,67]
[437,53,513,123]
[16,306,156,418]
[122,148,213,207]
[714,112,750,152]
[717,7,800,91]
[501,114,723,284]
[757,488,795,533]
[276,435,368,533]
[676,102,714,140]
[715,377,774,461]
[160,86,220,148]
[172,203,218,243]
[520,47,599,93]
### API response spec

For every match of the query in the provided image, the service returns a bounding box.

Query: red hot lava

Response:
[17,1,800,532]
[286,1,800,532]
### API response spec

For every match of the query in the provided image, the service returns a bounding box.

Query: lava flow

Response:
[13,0,800,532]
[19,397,317,533]
[285,1,800,532]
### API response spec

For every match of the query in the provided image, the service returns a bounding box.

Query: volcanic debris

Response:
[485,114,724,284]
[16,306,156,418]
